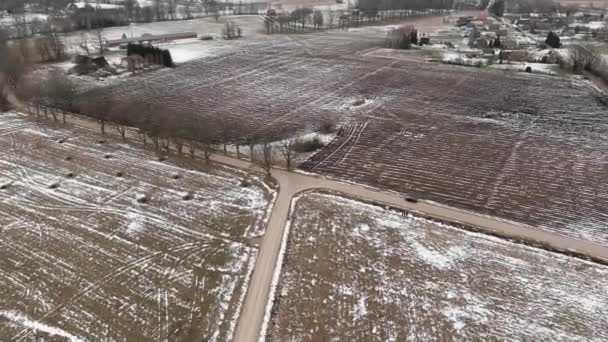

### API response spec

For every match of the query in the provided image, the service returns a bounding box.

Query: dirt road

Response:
[226,156,608,342]
[21,112,608,341]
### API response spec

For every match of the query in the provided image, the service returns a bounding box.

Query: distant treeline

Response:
[358,0,455,14]
[127,43,174,67]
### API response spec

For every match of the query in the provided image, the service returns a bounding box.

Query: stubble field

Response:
[97,17,608,243]
[266,192,608,341]
[0,112,273,341]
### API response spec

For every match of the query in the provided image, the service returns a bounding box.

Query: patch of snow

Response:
[353,295,368,320]
[0,311,84,342]
[125,211,145,237]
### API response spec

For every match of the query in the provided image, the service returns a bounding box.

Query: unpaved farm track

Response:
[230,157,608,342]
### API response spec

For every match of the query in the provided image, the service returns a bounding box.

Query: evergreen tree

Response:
[410,29,418,44]
[490,0,505,17]
[545,31,561,48]
[399,34,411,49]
[494,35,501,48]
[127,43,174,67]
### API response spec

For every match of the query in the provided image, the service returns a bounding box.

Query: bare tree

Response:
[15,38,31,64]
[94,27,105,55]
[78,89,113,134]
[79,32,91,56]
[258,142,274,175]
[1,32,28,110]
[110,100,140,141]
[44,71,77,123]
[245,135,259,161]
[182,1,194,19]
[169,0,178,20]
[124,0,137,21]
[313,10,324,30]
[35,36,52,62]
[280,138,298,170]
[35,31,66,62]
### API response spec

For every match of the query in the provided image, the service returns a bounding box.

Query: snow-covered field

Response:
[489,61,562,75]
[0,112,274,341]
[64,15,266,50]
[267,192,608,341]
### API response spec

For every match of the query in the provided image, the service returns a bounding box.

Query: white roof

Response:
[70,2,124,10]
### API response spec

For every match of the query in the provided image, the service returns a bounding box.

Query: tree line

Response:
[127,44,175,67]
[358,0,454,15]
[264,7,451,34]
[11,70,334,174]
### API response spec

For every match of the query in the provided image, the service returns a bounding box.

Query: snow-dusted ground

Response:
[0,112,274,341]
[489,61,562,75]
[63,15,266,50]
[267,192,608,341]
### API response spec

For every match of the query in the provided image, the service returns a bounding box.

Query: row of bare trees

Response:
[264,7,450,34]
[30,89,321,175]
[13,71,75,123]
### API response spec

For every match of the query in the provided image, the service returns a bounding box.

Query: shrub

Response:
[545,31,561,48]
[318,120,337,134]
[352,99,365,107]
[294,136,324,153]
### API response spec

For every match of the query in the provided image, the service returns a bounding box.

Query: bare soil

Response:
[266,192,608,341]
[0,112,273,341]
